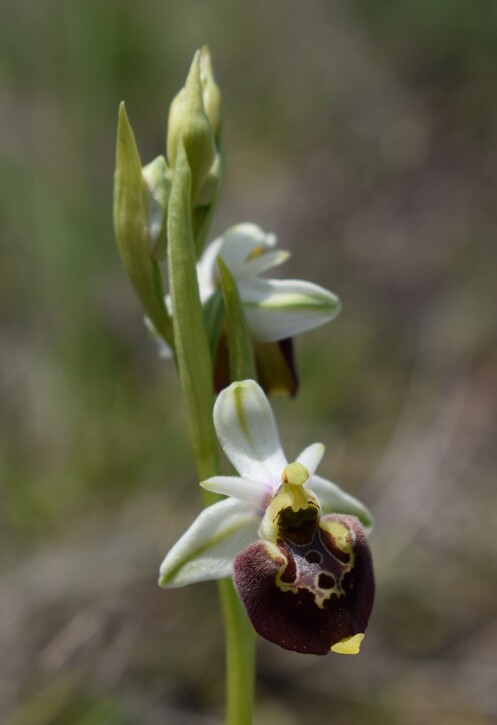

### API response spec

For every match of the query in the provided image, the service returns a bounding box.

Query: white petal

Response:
[215,223,277,280]
[214,380,287,485]
[196,236,224,296]
[201,475,272,509]
[311,475,374,533]
[297,442,325,478]
[239,278,341,342]
[238,250,290,279]
[224,222,277,249]
[159,498,259,587]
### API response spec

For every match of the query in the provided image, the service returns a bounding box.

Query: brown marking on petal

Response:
[320,519,354,556]
[272,516,357,608]
[277,547,296,584]
[278,338,299,397]
[305,550,322,564]
[253,338,299,397]
[215,335,299,397]
[318,572,336,589]
[319,530,351,564]
[233,515,374,655]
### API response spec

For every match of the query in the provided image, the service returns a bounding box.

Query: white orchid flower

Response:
[151,222,340,345]
[196,222,340,342]
[159,380,374,656]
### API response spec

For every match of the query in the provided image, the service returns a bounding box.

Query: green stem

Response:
[218,581,256,725]
[167,145,255,724]
[216,256,257,724]
[196,448,256,725]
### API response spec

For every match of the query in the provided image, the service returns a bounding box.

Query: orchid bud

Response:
[199,45,222,145]
[167,51,216,203]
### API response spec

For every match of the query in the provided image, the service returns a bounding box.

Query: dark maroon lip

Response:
[233,513,375,655]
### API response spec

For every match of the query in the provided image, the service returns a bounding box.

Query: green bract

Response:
[217,256,257,383]
[114,48,224,355]
[167,143,219,479]
[113,103,173,345]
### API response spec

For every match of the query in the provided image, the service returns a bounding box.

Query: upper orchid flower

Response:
[159,380,375,656]
[197,223,340,342]
[153,223,341,395]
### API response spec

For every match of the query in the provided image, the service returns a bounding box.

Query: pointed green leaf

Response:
[113,103,173,345]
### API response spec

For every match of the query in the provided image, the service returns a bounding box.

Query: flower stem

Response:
[167,146,255,723]
[194,439,255,725]
[218,580,256,725]
[193,436,256,725]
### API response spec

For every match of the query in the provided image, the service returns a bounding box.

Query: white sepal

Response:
[297,442,325,479]
[237,250,290,280]
[213,380,287,484]
[310,475,374,533]
[240,277,341,342]
[201,475,272,510]
[159,498,259,587]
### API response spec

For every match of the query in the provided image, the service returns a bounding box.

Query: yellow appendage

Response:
[330,633,364,655]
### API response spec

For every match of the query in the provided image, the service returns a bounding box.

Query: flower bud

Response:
[167,51,216,203]
[199,45,222,145]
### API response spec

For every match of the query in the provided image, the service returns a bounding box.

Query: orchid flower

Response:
[152,223,341,395]
[159,380,375,656]
[196,223,340,341]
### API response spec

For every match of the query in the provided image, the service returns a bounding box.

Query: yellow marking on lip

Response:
[321,520,354,556]
[330,633,364,655]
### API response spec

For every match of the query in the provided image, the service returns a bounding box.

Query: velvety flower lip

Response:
[159,379,374,655]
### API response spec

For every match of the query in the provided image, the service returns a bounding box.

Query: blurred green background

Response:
[1,1,496,723]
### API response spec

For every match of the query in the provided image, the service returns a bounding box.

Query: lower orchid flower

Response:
[159,379,375,655]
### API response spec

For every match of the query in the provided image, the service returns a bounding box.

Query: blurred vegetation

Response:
[1,1,496,723]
